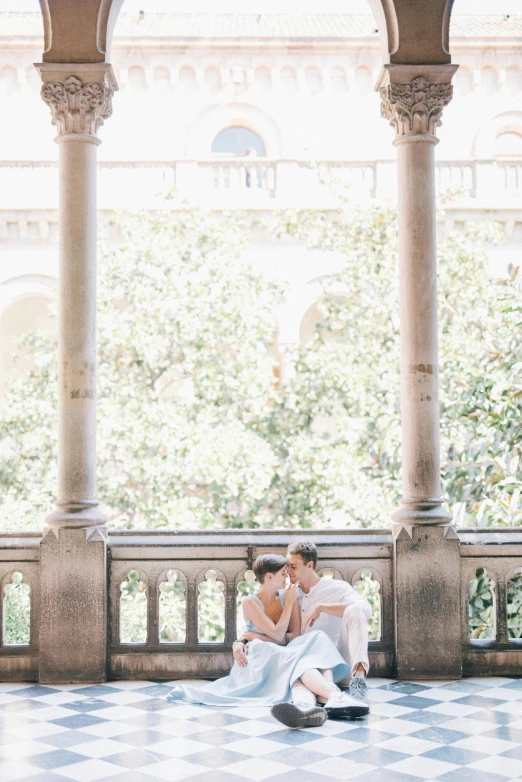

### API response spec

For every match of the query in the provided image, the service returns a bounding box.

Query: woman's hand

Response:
[232,640,248,667]
[284,583,299,605]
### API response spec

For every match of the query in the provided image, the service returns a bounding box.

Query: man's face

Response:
[286,553,312,584]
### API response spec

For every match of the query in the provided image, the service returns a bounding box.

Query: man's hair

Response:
[253,554,287,584]
[287,541,318,569]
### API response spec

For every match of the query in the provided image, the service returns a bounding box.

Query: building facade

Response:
[0,11,522,397]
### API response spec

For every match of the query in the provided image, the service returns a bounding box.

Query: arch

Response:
[178,65,197,91]
[473,112,522,158]
[211,127,266,157]
[355,66,373,96]
[455,66,473,97]
[153,66,171,90]
[506,66,522,97]
[0,66,17,98]
[494,132,522,157]
[185,102,283,158]
[255,66,272,90]
[331,66,349,93]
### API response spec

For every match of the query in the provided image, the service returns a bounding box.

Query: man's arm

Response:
[301,602,351,633]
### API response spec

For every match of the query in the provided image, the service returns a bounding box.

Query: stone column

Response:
[35,63,116,683]
[378,64,462,679]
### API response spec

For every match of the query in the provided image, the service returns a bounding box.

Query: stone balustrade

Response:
[1,528,522,682]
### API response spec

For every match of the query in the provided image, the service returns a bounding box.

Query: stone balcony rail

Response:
[1,528,522,682]
[0,159,520,218]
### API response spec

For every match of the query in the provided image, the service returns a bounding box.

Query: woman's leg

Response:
[300,668,337,701]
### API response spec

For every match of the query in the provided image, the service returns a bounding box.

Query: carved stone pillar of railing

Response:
[378,64,462,679]
[35,63,117,683]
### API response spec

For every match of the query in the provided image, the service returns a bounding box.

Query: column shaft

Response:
[57,136,99,511]
[395,136,444,515]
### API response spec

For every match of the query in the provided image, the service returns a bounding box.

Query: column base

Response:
[393,524,462,679]
[39,525,108,683]
[46,502,108,530]
[391,497,452,527]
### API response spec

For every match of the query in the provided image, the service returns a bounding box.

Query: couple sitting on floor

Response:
[168,541,371,728]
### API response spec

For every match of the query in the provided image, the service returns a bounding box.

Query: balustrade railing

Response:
[1,528,522,681]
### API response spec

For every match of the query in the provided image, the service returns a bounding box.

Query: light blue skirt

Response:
[166,630,349,707]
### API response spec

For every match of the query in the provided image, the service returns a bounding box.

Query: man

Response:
[233,540,371,727]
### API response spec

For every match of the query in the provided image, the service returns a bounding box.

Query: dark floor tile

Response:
[40,730,98,749]
[119,711,174,729]
[482,724,522,743]
[239,772,334,782]
[181,747,250,769]
[128,698,174,712]
[437,768,505,782]
[496,678,522,690]
[191,711,245,728]
[380,682,430,695]
[133,684,174,697]
[342,746,410,766]
[60,699,114,713]
[90,772,153,782]
[391,695,434,710]
[264,746,329,768]
[409,726,470,744]
[421,745,487,765]
[259,727,324,746]
[8,686,60,699]
[23,773,67,782]
[352,770,419,782]
[334,727,390,745]
[25,749,87,770]
[111,728,168,748]
[193,728,251,746]
[103,748,172,769]
[69,685,122,697]
[454,695,505,708]
[397,709,450,726]
[469,708,521,725]
[49,713,108,730]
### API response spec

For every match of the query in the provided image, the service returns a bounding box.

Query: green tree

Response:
[0,199,520,531]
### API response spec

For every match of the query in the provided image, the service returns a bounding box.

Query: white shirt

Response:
[298,577,365,646]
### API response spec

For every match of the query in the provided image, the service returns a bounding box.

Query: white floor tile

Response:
[76,720,140,738]
[25,705,76,722]
[143,736,213,758]
[452,735,518,754]
[376,736,442,755]
[436,716,497,735]
[224,737,290,757]
[54,759,122,781]
[68,738,137,758]
[105,680,156,690]
[476,688,522,702]
[468,755,522,778]
[0,740,55,760]
[95,690,152,705]
[0,761,44,781]
[222,719,283,736]
[306,757,377,779]
[4,721,68,740]
[387,755,459,779]
[374,718,428,735]
[424,702,482,717]
[370,702,416,717]
[414,687,465,702]
[367,688,408,703]
[150,720,214,738]
[221,758,293,780]
[141,759,208,780]
[86,705,144,720]
[302,736,363,756]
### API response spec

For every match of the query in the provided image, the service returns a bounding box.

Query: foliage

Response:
[159,570,187,643]
[507,570,522,640]
[3,571,31,645]
[354,569,380,641]
[119,569,147,644]
[468,567,495,640]
[0,198,520,532]
[197,571,225,642]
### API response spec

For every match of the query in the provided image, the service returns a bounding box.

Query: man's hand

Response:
[301,604,322,634]
[232,640,248,667]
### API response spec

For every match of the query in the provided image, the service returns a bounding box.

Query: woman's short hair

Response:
[253,554,288,583]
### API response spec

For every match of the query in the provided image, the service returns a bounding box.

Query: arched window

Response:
[355,66,372,95]
[0,66,17,98]
[507,67,522,96]
[280,67,297,93]
[456,67,473,97]
[331,67,348,93]
[481,66,498,96]
[128,66,146,93]
[205,67,221,93]
[211,127,266,156]
[305,66,322,95]
[494,132,522,157]
[255,67,272,91]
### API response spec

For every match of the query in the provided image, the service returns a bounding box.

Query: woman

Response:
[167,554,356,727]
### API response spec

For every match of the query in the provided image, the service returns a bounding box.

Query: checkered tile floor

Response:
[3,679,522,781]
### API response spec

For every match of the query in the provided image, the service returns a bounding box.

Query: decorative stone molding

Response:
[40,75,113,136]
[380,76,453,137]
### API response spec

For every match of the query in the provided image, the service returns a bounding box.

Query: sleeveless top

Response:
[244,590,285,634]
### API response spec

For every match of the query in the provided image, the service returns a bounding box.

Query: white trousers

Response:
[292,600,372,706]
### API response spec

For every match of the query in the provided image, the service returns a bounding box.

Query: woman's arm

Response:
[242,630,287,646]
[285,601,301,642]
[242,586,297,643]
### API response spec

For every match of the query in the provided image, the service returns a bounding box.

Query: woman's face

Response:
[271,565,288,589]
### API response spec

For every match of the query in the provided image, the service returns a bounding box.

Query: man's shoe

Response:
[349,675,369,708]
[271,702,327,729]
[324,690,369,719]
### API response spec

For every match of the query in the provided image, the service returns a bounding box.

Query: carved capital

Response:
[380,76,452,137]
[376,64,458,139]
[40,75,113,137]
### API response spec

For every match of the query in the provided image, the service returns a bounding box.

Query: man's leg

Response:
[271,679,326,729]
[337,602,372,705]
